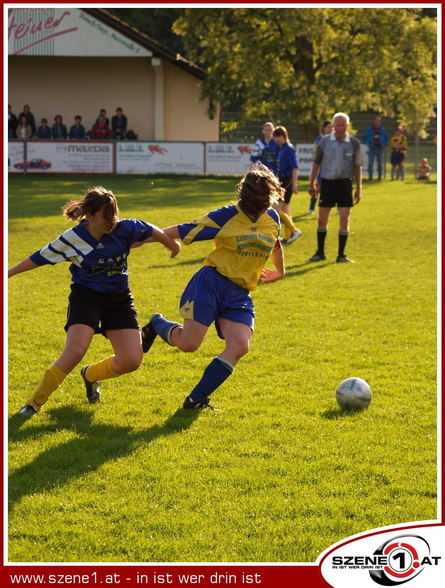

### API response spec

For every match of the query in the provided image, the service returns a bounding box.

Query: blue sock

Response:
[189,357,234,401]
[151,314,181,345]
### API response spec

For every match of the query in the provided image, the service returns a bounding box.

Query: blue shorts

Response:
[179,266,255,339]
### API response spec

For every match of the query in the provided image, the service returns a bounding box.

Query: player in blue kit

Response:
[141,163,286,410]
[250,121,279,174]
[251,122,300,245]
[9,186,180,417]
[273,126,302,244]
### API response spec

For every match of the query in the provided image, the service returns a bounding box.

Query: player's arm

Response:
[260,241,285,283]
[149,226,181,258]
[292,167,299,194]
[8,257,40,278]
[308,162,321,195]
[353,165,362,204]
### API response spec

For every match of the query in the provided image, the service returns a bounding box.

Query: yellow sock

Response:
[85,356,120,383]
[278,211,297,238]
[26,364,67,410]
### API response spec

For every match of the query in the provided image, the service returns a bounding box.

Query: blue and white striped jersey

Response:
[250,138,279,175]
[30,219,154,294]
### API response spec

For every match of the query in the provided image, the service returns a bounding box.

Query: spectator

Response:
[69,115,86,140]
[111,107,128,140]
[19,104,36,136]
[417,158,432,180]
[8,104,18,138]
[15,114,33,139]
[52,115,68,140]
[37,118,52,139]
[389,125,408,181]
[96,109,109,126]
[90,115,111,140]
[361,114,388,180]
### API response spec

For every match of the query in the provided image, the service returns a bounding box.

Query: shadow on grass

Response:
[321,408,368,420]
[8,406,200,512]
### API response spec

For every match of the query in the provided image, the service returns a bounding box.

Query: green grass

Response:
[7,174,437,563]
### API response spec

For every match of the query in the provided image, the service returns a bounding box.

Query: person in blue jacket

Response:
[361,114,388,180]
[9,186,180,417]
[273,126,301,244]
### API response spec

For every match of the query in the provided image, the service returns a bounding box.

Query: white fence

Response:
[8,140,371,176]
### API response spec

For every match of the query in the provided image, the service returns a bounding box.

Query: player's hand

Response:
[168,241,181,258]
[260,268,284,283]
[308,185,317,196]
[354,190,362,204]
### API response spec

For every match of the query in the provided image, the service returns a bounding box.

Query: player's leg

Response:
[309,206,331,261]
[20,324,95,415]
[183,319,252,409]
[337,207,354,263]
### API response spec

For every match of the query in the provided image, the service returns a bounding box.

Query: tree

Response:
[173,7,437,140]
[107,8,185,54]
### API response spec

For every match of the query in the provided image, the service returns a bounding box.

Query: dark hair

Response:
[62,187,119,226]
[75,115,82,120]
[237,163,284,219]
[41,118,48,124]
[322,120,332,129]
[272,125,290,142]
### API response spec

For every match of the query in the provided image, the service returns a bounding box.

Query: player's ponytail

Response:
[62,187,119,224]
[237,163,284,219]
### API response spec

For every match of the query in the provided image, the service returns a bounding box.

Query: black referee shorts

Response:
[65,283,139,335]
[319,178,353,208]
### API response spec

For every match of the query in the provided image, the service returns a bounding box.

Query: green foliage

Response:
[8,174,437,562]
[173,8,436,138]
[106,7,185,54]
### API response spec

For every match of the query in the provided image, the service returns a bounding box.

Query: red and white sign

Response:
[116,142,204,175]
[8,141,114,173]
[206,143,255,175]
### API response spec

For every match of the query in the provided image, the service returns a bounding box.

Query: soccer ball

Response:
[336,377,372,410]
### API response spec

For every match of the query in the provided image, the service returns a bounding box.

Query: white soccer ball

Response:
[336,377,372,410]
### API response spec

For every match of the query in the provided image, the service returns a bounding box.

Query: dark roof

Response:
[82,8,207,81]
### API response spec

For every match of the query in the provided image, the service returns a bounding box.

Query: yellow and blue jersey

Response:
[389,134,408,152]
[30,219,154,294]
[178,203,281,291]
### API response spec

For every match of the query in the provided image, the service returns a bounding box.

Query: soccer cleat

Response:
[308,252,327,262]
[18,404,38,417]
[141,313,162,353]
[284,229,302,244]
[81,366,101,403]
[183,395,220,411]
[336,255,355,263]
[307,209,315,215]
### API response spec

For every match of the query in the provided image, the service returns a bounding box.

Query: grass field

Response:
[7,173,438,563]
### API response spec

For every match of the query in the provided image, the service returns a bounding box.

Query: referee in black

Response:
[308,112,362,263]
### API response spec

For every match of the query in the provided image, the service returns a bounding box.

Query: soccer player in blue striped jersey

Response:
[141,163,286,410]
[250,121,279,175]
[251,122,300,244]
[9,187,180,417]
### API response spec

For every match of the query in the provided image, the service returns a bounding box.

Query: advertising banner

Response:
[8,141,114,173]
[206,143,255,176]
[7,141,26,172]
[296,143,315,176]
[8,8,151,57]
[116,142,204,175]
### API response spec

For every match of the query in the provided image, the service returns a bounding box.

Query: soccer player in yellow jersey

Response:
[141,163,286,410]
[389,126,408,180]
